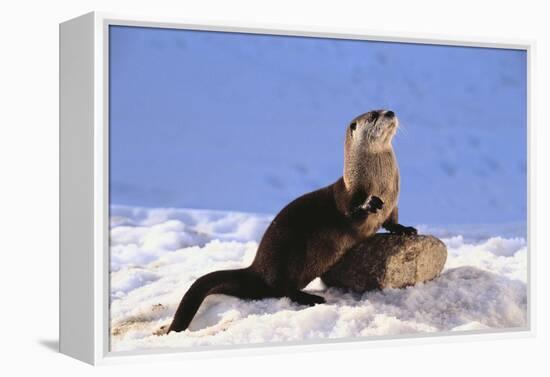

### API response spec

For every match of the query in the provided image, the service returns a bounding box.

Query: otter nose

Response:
[384,110,395,118]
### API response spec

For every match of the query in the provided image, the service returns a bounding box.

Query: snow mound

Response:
[110,205,527,352]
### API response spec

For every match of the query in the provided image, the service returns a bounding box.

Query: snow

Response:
[109,205,527,352]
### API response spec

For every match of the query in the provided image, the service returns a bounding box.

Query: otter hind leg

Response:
[288,291,326,306]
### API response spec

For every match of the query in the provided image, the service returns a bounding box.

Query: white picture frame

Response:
[59,11,535,365]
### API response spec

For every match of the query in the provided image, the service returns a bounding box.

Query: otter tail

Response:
[167,268,271,333]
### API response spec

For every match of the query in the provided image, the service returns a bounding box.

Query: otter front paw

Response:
[388,224,418,235]
[364,195,384,213]
[350,195,384,221]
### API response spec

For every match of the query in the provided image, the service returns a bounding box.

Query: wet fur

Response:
[168,110,416,333]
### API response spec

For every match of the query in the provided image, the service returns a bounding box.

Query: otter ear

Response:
[349,122,357,132]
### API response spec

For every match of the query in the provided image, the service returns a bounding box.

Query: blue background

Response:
[109,25,527,225]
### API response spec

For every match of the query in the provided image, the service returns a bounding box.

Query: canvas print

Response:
[108,25,527,352]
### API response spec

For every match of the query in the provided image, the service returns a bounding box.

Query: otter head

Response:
[343,109,399,188]
[346,109,398,152]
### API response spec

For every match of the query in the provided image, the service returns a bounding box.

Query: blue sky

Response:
[109,25,526,225]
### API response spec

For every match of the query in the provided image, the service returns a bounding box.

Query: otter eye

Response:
[350,122,357,132]
[368,112,377,122]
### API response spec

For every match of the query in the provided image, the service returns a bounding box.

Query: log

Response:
[322,234,447,293]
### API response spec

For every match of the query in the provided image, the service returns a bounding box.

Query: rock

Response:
[322,234,447,293]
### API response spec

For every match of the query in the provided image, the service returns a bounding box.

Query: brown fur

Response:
[167,110,416,333]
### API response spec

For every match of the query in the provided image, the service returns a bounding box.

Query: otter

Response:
[167,109,416,333]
